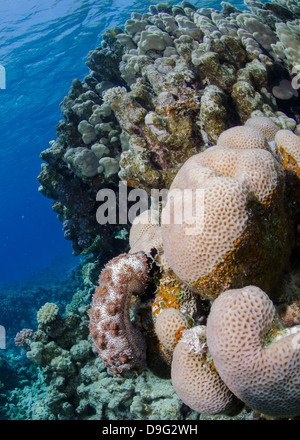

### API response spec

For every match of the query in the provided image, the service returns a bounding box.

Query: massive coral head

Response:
[206,286,300,418]
[161,130,293,300]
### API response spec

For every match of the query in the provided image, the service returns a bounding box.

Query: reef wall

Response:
[12,0,300,420]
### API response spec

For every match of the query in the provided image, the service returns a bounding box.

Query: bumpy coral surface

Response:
[171,326,243,415]
[161,137,291,299]
[275,129,300,178]
[217,125,270,150]
[245,116,280,141]
[206,286,300,418]
[188,144,281,203]
[89,252,149,375]
[37,303,60,325]
[154,307,191,353]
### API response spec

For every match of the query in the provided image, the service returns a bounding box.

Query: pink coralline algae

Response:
[89,252,149,375]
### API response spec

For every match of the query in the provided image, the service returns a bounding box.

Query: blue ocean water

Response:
[0,0,252,284]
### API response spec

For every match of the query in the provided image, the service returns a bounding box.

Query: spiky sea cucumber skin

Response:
[89,252,149,375]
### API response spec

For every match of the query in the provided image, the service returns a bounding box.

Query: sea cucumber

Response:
[89,252,149,375]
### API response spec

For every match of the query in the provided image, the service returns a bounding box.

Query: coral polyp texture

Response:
[89,252,149,375]
[244,116,280,141]
[27,0,300,421]
[154,307,191,353]
[171,326,243,415]
[161,132,292,299]
[275,129,300,178]
[217,125,270,150]
[206,286,300,418]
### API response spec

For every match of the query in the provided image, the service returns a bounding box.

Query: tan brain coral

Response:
[161,143,291,299]
[154,307,191,353]
[186,145,282,204]
[206,286,300,418]
[171,326,243,415]
[275,129,300,178]
[217,125,270,151]
[162,175,249,293]
[245,116,280,141]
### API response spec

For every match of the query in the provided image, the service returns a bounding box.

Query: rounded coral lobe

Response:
[161,139,292,299]
[206,286,300,418]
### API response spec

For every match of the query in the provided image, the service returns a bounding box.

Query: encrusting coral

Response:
[19,0,300,421]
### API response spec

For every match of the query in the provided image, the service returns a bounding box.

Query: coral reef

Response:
[10,297,199,420]
[37,44,129,258]
[17,0,300,422]
[0,351,44,420]
[104,0,300,192]
[37,0,300,262]
[161,131,292,299]
[206,286,300,418]
[86,109,300,419]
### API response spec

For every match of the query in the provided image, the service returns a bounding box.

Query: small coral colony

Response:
[18,0,300,419]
